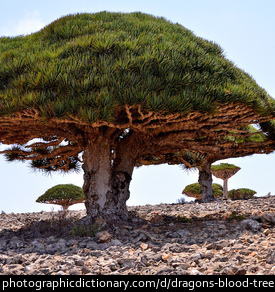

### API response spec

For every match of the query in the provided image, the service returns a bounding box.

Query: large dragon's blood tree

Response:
[1,12,275,223]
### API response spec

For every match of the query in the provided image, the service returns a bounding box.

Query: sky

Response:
[0,0,274,213]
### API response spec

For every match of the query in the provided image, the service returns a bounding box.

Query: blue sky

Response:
[0,0,274,212]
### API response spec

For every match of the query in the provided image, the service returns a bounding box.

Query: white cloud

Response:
[2,11,45,37]
[15,11,45,35]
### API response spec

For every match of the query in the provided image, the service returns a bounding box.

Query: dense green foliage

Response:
[36,184,85,208]
[211,163,240,172]
[228,188,256,200]
[223,124,267,144]
[182,182,223,198]
[260,120,275,140]
[1,12,275,122]
[182,184,256,200]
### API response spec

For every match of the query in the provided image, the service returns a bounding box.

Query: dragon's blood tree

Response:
[36,184,85,210]
[182,183,223,200]
[211,163,241,200]
[1,12,275,223]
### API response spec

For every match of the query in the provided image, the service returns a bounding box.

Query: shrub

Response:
[228,188,256,200]
[182,182,223,199]
[70,223,101,237]
[227,211,247,221]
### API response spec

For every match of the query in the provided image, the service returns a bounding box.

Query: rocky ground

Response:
[0,196,275,275]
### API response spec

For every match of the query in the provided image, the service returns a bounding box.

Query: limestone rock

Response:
[96,231,111,243]
[0,197,275,275]
[241,219,262,232]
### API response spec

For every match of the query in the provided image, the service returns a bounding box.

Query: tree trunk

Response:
[198,163,215,202]
[61,205,69,211]
[223,178,229,200]
[82,132,137,223]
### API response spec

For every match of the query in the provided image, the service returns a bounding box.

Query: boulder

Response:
[96,231,111,243]
[241,219,262,232]
[261,212,275,226]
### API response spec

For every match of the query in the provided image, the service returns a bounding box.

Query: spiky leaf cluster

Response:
[1,12,275,121]
[3,138,82,173]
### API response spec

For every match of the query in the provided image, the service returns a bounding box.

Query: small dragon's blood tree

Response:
[228,188,256,200]
[182,183,223,200]
[36,184,85,210]
[1,12,275,223]
[211,163,241,199]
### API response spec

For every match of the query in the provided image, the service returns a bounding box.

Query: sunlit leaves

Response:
[0,11,274,124]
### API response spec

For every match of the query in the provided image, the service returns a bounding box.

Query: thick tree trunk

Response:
[82,136,112,219]
[198,163,215,202]
[82,133,137,223]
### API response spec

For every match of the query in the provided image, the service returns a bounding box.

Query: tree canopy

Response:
[1,12,275,221]
[36,184,85,210]
[182,182,223,200]
[228,188,256,200]
[1,13,275,158]
[1,12,275,121]
[211,163,241,180]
